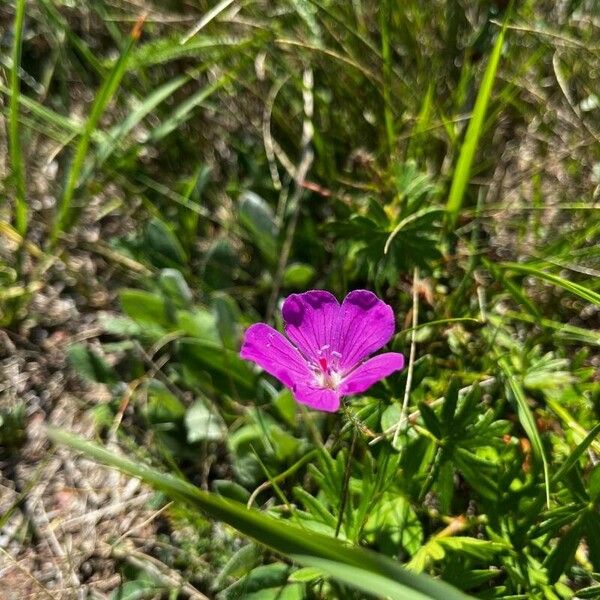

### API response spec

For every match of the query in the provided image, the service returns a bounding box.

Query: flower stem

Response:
[335,427,357,538]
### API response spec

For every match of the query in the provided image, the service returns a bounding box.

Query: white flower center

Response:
[313,346,343,389]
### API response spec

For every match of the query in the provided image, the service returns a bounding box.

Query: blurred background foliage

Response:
[1,0,600,598]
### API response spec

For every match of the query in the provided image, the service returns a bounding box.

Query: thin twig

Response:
[393,267,419,447]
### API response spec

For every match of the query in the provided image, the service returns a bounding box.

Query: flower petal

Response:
[240,323,312,388]
[339,352,404,395]
[335,290,396,371]
[282,290,340,363]
[293,383,340,412]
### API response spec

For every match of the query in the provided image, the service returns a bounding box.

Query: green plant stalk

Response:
[48,428,472,600]
[50,18,143,246]
[445,16,508,227]
[9,0,27,237]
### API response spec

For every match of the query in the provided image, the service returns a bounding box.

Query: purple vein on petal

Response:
[339,352,404,395]
[240,323,312,388]
[282,290,339,363]
[335,290,395,370]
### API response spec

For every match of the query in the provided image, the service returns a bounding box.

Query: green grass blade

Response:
[504,311,600,346]
[552,422,600,484]
[8,0,27,236]
[407,82,434,160]
[93,73,190,169]
[48,428,472,600]
[485,258,541,319]
[147,74,230,143]
[0,82,96,138]
[499,357,550,507]
[50,18,143,245]
[379,0,395,155]
[546,399,600,456]
[445,19,508,227]
[501,262,600,306]
[36,0,104,75]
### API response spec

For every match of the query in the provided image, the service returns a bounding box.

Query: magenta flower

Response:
[240,290,404,412]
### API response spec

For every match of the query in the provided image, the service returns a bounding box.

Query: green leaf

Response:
[110,579,157,600]
[185,400,226,442]
[145,380,185,424]
[443,567,501,592]
[418,402,443,439]
[177,338,255,396]
[452,448,498,501]
[291,555,433,600]
[288,567,324,583]
[159,268,192,309]
[435,461,455,516]
[283,263,316,289]
[49,429,473,600]
[144,219,187,267]
[273,389,297,428]
[585,512,600,572]
[575,584,600,599]
[213,544,261,590]
[293,487,337,528]
[436,537,507,562]
[176,309,220,341]
[67,343,118,385]
[589,464,600,502]
[239,191,278,263]
[212,292,242,349]
[544,518,583,584]
[213,480,251,504]
[203,238,237,289]
[365,495,423,556]
[218,563,300,600]
[441,377,461,427]
[499,358,550,507]
[381,403,401,434]
[100,314,142,337]
[120,289,170,329]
